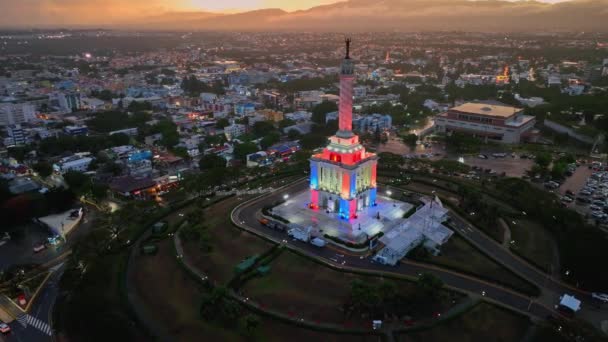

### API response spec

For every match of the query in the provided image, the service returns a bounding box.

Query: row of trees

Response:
[345,274,445,319]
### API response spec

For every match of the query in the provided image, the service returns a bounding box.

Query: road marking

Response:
[20,314,52,336]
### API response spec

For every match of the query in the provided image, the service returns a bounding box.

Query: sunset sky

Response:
[0,0,575,28]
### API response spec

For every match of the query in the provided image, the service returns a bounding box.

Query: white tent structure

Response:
[373,197,453,265]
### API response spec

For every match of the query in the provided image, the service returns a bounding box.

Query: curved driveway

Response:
[232,178,560,319]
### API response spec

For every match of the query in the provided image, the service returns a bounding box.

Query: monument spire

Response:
[345,37,351,59]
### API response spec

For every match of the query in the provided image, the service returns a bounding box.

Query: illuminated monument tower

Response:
[309,39,378,219]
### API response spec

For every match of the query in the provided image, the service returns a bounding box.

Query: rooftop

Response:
[451,102,523,118]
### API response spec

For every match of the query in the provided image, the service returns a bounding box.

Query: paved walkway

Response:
[499,218,511,247]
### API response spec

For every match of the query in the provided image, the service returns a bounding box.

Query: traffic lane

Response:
[449,215,556,289]
[242,182,553,290]
[235,207,554,319]
[31,265,64,321]
[0,210,97,272]
[450,214,593,301]
[4,266,64,342]
[0,224,58,270]
[6,321,51,342]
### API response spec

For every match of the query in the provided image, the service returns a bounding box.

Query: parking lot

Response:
[451,153,534,178]
[567,163,608,223]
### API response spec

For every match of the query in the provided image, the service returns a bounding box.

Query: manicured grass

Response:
[395,303,531,342]
[243,250,461,325]
[506,218,556,273]
[182,196,273,284]
[422,235,538,295]
[133,238,381,342]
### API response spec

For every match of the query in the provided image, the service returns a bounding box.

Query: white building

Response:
[0,102,36,126]
[434,102,538,144]
[5,125,26,146]
[373,197,454,266]
[223,124,246,140]
[53,155,93,174]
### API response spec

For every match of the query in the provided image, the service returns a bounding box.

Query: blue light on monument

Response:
[310,162,318,189]
[369,188,377,206]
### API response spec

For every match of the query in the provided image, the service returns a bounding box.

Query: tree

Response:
[278,119,296,129]
[199,154,226,170]
[402,134,418,147]
[287,129,301,140]
[215,118,230,129]
[64,171,91,193]
[416,273,444,299]
[89,183,108,201]
[252,121,276,138]
[33,161,53,178]
[108,133,130,146]
[311,101,338,125]
[233,142,258,162]
[260,132,280,150]
[241,314,260,336]
[534,152,552,170]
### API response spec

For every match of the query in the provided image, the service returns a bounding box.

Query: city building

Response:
[434,102,538,143]
[64,125,89,136]
[5,125,26,146]
[53,154,94,173]
[309,39,378,219]
[353,114,392,133]
[0,102,36,126]
[224,123,246,140]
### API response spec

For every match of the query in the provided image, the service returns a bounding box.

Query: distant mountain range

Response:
[128,0,608,32]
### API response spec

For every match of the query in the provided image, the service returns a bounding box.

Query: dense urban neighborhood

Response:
[1,19,608,342]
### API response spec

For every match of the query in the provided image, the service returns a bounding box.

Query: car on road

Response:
[592,293,608,303]
[478,154,488,159]
[0,322,10,334]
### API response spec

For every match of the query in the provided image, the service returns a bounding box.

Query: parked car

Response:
[591,293,608,303]
[576,197,591,203]
[33,244,46,253]
[478,154,488,159]
[590,205,602,211]
[561,196,574,203]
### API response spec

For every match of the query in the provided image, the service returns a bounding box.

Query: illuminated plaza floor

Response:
[272,190,414,242]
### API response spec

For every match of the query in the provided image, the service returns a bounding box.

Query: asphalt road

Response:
[4,264,64,342]
[231,178,584,320]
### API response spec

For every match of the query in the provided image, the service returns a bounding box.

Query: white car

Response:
[0,322,10,334]
[33,244,46,253]
[592,293,608,303]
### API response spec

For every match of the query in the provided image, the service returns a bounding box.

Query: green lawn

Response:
[243,250,463,325]
[396,303,531,342]
[182,196,273,284]
[418,235,539,296]
[505,218,555,273]
[133,236,382,342]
